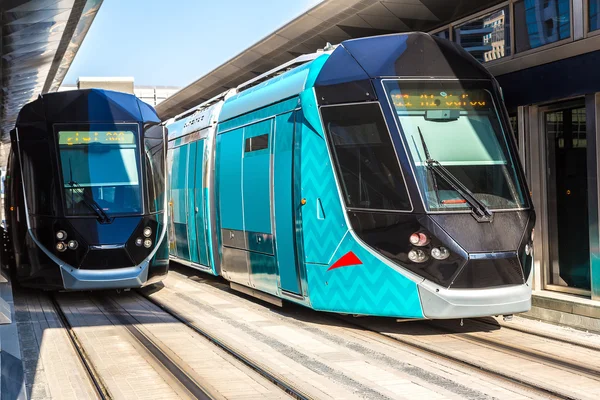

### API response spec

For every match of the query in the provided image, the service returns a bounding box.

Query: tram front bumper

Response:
[418,280,532,319]
[60,261,150,291]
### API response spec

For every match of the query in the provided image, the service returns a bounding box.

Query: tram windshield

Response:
[383,80,526,212]
[57,124,142,217]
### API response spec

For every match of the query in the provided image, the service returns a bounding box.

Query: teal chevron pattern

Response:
[306,232,424,317]
[298,120,348,265]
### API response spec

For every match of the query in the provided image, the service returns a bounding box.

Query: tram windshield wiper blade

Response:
[67,180,111,223]
[417,126,493,221]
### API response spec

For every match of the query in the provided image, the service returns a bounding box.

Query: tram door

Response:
[273,112,302,295]
[171,144,190,259]
[242,119,278,295]
[192,137,210,267]
[545,105,591,291]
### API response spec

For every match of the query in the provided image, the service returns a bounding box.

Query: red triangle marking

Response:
[327,251,363,271]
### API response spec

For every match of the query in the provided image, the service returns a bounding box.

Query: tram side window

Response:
[19,140,60,215]
[321,103,411,211]
[144,125,165,213]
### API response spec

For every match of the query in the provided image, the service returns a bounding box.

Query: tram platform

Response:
[525,290,600,333]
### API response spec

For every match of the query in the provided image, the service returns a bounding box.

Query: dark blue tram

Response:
[2,89,168,290]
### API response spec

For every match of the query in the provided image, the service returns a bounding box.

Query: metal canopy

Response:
[1,0,103,141]
[156,0,503,119]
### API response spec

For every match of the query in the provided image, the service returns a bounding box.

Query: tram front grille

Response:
[450,257,524,289]
[80,248,135,270]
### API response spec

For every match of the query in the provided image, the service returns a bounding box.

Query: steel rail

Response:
[49,294,112,400]
[138,290,312,400]
[336,316,575,400]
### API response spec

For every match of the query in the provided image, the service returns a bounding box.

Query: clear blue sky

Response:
[64,0,322,87]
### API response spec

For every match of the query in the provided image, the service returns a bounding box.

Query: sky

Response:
[64,0,322,87]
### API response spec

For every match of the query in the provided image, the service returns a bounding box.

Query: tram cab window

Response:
[144,125,165,213]
[383,81,526,212]
[321,103,411,211]
[57,125,142,216]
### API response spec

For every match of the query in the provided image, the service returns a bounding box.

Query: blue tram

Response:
[166,33,535,319]
[2,89,169,290]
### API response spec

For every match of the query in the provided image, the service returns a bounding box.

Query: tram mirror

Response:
[424,109,460,122]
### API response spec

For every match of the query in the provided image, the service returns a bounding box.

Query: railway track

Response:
[94,296,215,400]
[138,290,312,400]
[472,317,600,352]
[161,267,600,400]
[51,293,216,400]
[49,294,111,400]
[43,264,596,400]
[339,315,600,400]
[433,318,600,378]
[52,288,312,399]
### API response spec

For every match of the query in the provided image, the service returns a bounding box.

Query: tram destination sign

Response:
[58,131,136,145]
[391,90,489,109]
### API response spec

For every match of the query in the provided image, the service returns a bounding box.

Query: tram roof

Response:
[15,89,160,127]
[1,0,103,141]
[156,0,504,120]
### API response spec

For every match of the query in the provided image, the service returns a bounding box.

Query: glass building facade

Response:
[592,0,600,31]
[432,0,600,302]
[514,0,571,52]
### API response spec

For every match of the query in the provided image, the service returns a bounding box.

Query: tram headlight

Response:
[431,247,450,260]
[143,238,152,248]
[143,227,152,238]
[409,232,429,247]
[135,237,143,247]
[56,230,67,240]
[56,242,67,252]
[408,249,427,263]
[67,240,79,250]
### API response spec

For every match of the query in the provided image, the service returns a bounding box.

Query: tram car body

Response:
[166,32,535,319]
[3,89,169,290]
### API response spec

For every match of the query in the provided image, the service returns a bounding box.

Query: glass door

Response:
[544,104,591,292]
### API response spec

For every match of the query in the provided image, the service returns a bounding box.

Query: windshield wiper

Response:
[67,158,111,223]
[417,126,493,222]
[67,180,112,223]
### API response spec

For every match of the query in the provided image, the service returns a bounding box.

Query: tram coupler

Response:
[503,314,513,321]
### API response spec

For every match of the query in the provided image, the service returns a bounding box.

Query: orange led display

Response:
[59,131,136,145]
[391,91,488,109]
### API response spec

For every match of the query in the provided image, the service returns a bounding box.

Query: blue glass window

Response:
[515,0,571,53]
[57,124,142,217]
[453,8,511,63]
[383,81,526,212]
[591,1,600,31]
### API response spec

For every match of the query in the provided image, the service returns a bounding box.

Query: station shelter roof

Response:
[1,0,103,141]
[156,0,504,120]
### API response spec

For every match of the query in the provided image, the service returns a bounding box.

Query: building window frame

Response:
[445,1,511,67]
[428,0,598,64]
[585,0,600,36]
